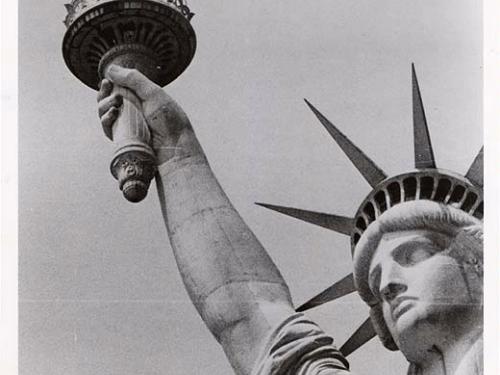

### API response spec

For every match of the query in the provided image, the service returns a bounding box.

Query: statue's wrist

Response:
[157,152,208,177]
[155,128,206,170]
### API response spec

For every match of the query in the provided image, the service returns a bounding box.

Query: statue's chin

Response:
[393,310,423,345]
[393,302,482,364]
[390,306,441,361]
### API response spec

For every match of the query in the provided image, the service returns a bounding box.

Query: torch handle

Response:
[111,86,149,145]
[108,85,157,203]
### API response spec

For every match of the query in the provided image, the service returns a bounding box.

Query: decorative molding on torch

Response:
[64,0,194,27]
[111,149,157,203]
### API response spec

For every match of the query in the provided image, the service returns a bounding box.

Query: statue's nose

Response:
[380,282,407,302]
[379,263,407,302]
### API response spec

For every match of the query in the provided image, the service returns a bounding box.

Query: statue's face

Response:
[368,229,482,357]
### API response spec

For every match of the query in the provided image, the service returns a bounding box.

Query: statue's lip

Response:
[391,296,418,320]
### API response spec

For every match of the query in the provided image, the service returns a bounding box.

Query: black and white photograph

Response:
[3,0,496,374]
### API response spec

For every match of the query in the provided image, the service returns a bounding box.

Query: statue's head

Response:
[347,168,483,357]
[259,66,483,359]
[353,200,483,360]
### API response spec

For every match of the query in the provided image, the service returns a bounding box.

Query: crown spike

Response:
[412,64,436,169]
[296,274,355,312]
[465,147,483,187]
[339,317,377,357]
[256,203,353,235]
[304,99,387,188]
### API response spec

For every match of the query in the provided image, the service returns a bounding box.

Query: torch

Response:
[62,0,196,202]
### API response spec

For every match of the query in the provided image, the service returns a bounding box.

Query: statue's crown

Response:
[350,168,482,250]
[257,65,483,357]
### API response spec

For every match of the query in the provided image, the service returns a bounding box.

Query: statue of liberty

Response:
[96,63,483,375]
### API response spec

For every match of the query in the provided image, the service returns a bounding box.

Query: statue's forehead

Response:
[378,230,432,245]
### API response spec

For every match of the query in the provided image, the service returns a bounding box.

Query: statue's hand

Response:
[97,65,201,165]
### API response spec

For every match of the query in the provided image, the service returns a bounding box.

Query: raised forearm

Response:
[155,129,294,374]
[97,69,296,373]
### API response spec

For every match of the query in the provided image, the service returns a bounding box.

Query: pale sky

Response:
[19,1,482,374]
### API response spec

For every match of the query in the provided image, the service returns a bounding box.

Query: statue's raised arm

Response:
[97,65,350,374]
[97,65,483,375]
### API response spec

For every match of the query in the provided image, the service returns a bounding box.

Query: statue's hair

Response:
[352,200,483,351]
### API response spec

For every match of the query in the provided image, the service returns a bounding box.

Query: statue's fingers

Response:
[98,93,123,118]
[97,79,113,102]
[105,65,161,101]
[100,107,119,140]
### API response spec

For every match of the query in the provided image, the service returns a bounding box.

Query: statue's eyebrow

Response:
[390,235,446,259]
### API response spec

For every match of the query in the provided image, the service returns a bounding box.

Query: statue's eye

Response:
[401,245,438,266]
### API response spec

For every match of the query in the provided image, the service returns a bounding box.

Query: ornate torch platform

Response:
[63,0,196,202]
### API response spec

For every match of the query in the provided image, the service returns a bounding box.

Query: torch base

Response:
[110,144,157,203]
